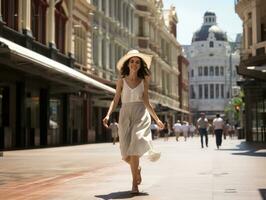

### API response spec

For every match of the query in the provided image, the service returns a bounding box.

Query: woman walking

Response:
[102,50,164,194]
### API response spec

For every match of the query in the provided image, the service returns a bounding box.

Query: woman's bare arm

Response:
[102,79,123,127]
[142,76,164,129]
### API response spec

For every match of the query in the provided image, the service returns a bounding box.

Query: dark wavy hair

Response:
[120,57,151,79]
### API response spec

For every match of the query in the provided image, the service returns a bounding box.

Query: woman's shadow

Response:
[95,190,149,200]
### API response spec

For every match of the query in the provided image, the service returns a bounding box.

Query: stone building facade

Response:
[235,0,266,143]
[184,12,240,121]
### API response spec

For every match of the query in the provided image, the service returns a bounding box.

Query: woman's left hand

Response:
[156,119,164,129]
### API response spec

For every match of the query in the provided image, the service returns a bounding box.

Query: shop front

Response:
[0,37,115,150]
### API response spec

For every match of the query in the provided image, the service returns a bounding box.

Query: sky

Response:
[162,0,242,45]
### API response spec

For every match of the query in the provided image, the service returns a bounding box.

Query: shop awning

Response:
[0,37,115,94]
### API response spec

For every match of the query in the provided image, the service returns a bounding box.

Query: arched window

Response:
[1,0,18,30]
[55,1,68,53]
[209,41,214,48]
[31,0,48,44]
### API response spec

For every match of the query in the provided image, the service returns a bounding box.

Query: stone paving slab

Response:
[0,136,265,200]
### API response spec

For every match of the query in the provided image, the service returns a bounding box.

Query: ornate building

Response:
[0,0,188,149]
[92,0,188,130]
[0,0,115,150]
[133,0,188,123]
[235,0,266,143]
[184,11,240,121]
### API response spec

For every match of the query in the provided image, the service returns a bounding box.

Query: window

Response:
[102,0,106,14]
[102,39,106,69]
[209,41,214,48]
[220,66,224,76]
[191,69,194,77]
[1,0,19,30]
[138,16,144,36]
[210,84,214,99]
[221,84,224,98]
[215,66,219,76]
[31,0,48,44]
[216,84,219,98]
[74,26,86,65]
[198,66,202,76]
[190,85,196,99]
[210,66,214,76]
[55,1,68,53]
[93,0,99,8]
[92,33,98,65]
[204,84,208,99]
[204,66,208,76]
[199,85,202,99]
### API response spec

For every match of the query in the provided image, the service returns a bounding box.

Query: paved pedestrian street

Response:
[0,136,266,200]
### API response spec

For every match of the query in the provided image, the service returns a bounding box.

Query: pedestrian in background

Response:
[150,120,158,140]
[173,120,182,141]
[163,121,170,141]
[196,112,209,148]
[213,113,224,149]
[188,122,196,138]
[102,49,164,194]
[181,121,189,141]
[109,118,119,145]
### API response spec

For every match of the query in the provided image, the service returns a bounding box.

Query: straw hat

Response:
[116,49,153,71]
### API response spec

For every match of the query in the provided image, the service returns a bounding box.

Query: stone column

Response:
[47,0,56,48]
[251,1,261,56]
[21,0,32,36]
[244,14,249,50]
[66,0,74,57]
[0,0,2,22]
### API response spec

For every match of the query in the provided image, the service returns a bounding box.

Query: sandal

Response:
[136,166,142,185]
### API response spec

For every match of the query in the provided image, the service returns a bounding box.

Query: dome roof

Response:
[192,24,227,42]
[192,11,227,43]
[204,11,215,16]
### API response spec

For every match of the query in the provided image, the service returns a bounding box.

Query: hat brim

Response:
[116,53,153,71]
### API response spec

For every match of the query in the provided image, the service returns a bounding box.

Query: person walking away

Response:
[109,119,119,145]
[188,122,196,138]
[196,112,209,148]
[213,114,224,149]
[150,120,158,140]
[181,121,189,141]
[208,123,214,137]
[163,121,170,141]
[102,49,164,194]
[173,120,182,141]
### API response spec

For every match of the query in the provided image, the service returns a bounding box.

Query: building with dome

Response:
[184,11,241,121]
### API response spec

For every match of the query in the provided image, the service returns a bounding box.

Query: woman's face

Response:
[128,57,141,73]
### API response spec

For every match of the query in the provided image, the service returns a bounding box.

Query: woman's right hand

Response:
[102,116,109,128]
[156,119,164,129]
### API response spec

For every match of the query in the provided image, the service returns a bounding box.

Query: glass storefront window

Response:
[26,90,40,129]
[0,88,2,127]
[49,99,61,129]
[49,98,62,145]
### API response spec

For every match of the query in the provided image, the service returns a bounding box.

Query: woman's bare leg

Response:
[124,156,141,186]
[129,156,139,192]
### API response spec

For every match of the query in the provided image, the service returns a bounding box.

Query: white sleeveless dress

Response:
[118,78,160,162]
